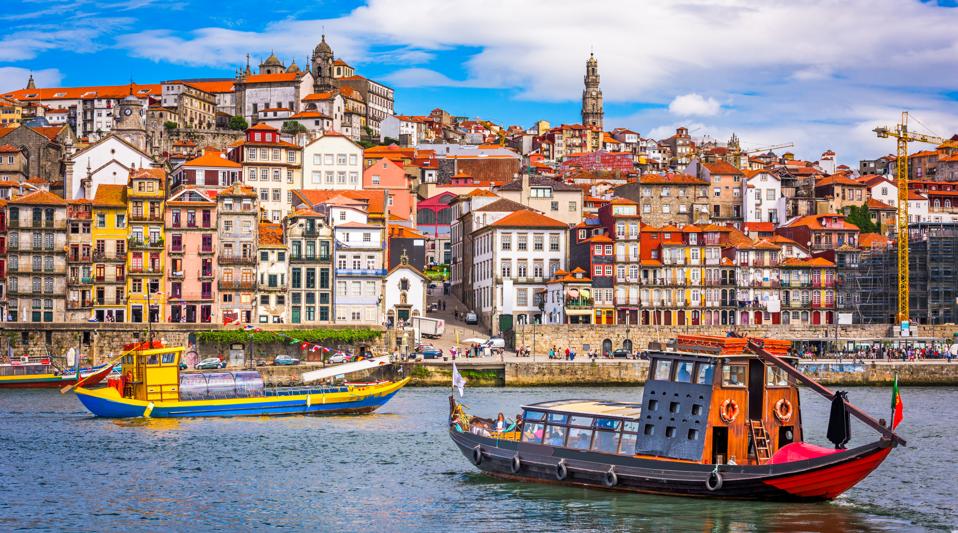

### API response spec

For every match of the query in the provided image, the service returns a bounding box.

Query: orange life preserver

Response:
[774,399,793,423]
[719,399,739,424]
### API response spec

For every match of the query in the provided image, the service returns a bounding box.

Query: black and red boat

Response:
[449,336,905,501]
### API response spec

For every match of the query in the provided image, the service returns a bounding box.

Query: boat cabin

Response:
[518,336,803,466]
[118,342,184,402]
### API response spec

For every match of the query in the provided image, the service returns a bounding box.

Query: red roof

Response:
[242,72,300,84]
[703,161,743,175]
[488,209,567,229]
[183,150,242,169]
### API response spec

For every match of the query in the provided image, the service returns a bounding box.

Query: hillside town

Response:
[0,39,957,349]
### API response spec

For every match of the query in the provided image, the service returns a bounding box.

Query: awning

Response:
[301,356,391,384]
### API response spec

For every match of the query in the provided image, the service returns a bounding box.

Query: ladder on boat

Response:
[749,419,772,464]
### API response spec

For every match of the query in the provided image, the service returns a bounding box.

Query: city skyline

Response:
[2,0,958,161]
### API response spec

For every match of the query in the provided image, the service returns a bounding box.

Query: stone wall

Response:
[509,323,958,355]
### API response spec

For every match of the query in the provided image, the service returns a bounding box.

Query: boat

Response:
[0,358,115,389]
[73,342,410,418]
[449,335,906,501]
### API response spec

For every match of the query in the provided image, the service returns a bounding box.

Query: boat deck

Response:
[523,399,643,420]
[264,385,350,397]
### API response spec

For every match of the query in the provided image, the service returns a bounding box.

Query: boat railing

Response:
[264,385,350,397]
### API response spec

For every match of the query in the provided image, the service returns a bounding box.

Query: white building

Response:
[256,223,288,324]
[743,170,785,224]
[333,220,385,325]
[302,132,363,190]
[380,115,423,146]
[384,254,427,326]
[472,209,568,332]
[65,135,155,200]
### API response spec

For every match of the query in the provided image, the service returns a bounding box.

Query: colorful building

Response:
[166,187,217,323]
[91,184,128,322]
[125,169,166,324]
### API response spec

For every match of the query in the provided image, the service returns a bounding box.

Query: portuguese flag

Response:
[891,375,904,430]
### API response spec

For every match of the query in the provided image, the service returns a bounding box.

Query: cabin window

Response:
[619,421,640,454]
[653,360,673,381]
[524,410,545,421]
[695,363,715,385]
[161,353,176,365]
[722,364,747,387]
[544,425,568,446]
[766,366,789,387]
[522,422,544,444]
[547,412,568,424]
[147,354,158,365]
[567,427,593,449]
[569,415,593,427]
[674,361,694,383]
[591,430,620,453]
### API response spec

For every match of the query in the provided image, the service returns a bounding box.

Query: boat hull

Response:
[450,429,892,502]
[75,378,410,418]
[0,375,73,389]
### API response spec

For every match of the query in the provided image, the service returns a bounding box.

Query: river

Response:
[0,386,955,532]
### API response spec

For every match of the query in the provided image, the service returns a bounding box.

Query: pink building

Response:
[165,187,218,323]
[362,157,414,221]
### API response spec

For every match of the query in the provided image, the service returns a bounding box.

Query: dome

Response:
[262,51,283,67]
[286,60,300,73]
[313,34,332,56]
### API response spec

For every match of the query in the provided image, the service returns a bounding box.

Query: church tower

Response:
[581,53,604,129]
[113,85,147,151]
[311,34,336,93]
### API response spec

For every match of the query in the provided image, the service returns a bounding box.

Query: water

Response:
[0,386,955,532]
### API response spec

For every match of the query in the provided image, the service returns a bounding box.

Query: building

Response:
[743,170,784,224]
[5,191,69,323]
[658,127,694,168]
[333,218,385,325]
[65,199,93,321]
[598,200,642,324]
[91,185,128,322]
[66,135,154,200]
[614,173,710,226]
[216,183,260,325]
[0,144,28,182]
[159,81,217,129]
[415,192,455,265]
[814,174,867,215]
[125,169,167,324]
[362,157,415,221]
[0,124,75,185]
[472,209,568,332]
[228,123,303,222]
[233,56,314,123]
[336,75,394,137]
[543,267,593,325]
[495,174,582,225]
[687,159,745,226]
[256,222,287,324]
[581,53,604,129]
[166,187,218,324]
[0,96,23,127]
[286,209,334,325]
[171,149,242,192]
[384,252,427,326]
[302,132,364,190]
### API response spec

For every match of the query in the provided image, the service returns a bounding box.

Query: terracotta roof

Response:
[908,191,927,201]
[3,83,161,102]
[743,222,775,233]
[488,209,567,229]
[219,182,257,197]
[638,173,709,185]
[860,233,894,249]
[303,91,338,101]
[248,123,279,131]
[92,184,127,207]
[242,72,300,84]
[183,150,242,168]
[290,111,330,119]
[641,259,663,267]
[388,226,425,239]
[681,224,702,233]
[497,176,580,192]
[781,214,858,231]
[258,223,284,247]
[865,198,896,210]
[816,174,863,187]
[466,188,498,198]
[586,234,614,243]
[609,197,638,205]
[781,257,835,268]
[0,144,22,153]
[9,190,66,206]
[744,239,781,251]
[703,161,743,175]
[294,189,386,217]
[289,208,324,218]
[474,198,528,213]
[768,235,803,248]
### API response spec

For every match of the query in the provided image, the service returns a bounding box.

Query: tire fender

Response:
[556,459,568,481]
[604,468,618,488]
[471,445,483,466]
[706,470,723,492]
[510,455,521,474]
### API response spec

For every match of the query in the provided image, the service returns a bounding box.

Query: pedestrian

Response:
[564,347,570,360]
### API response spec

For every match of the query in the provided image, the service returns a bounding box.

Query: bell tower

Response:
[311,34,336,93]
[113,85,146,151]
[581,53,604,129]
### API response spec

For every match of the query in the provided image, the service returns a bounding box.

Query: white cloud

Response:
[668,93,721,117]
[0,67,61,93]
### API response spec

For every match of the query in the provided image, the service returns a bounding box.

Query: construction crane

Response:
[873,112,945,327]
[744,142,794,155]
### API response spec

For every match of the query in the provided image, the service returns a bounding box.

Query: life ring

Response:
[510,455,522,474]
[706,470,723,491]
[556,459,568,481]
[471,445,483,466]
[719,399,739,424]
[604,468,618,488]
[774,399,793,423]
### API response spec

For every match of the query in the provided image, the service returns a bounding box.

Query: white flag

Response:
[452,363,467,397]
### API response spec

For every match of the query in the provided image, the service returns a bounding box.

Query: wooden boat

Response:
[74,342,409,418]
[449,336,906,501]
[0,359,114,389]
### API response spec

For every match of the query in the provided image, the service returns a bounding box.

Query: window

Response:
[696,363,715,385]
[566,427,593,450]
[501,235,511,251]
[517,234,527,251]
[543,425,567,447]
[766,366,789,387]
[521,422,544,444]
[674,361,694,383]
[549,234,559,252]
[551,201,559,211]
[533,234,544,251]
[722,364,746,387]
[591,419,621,453]
[653,359,672,381]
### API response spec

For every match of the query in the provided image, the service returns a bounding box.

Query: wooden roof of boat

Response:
[523,399,643,419]
[673,335,792,357]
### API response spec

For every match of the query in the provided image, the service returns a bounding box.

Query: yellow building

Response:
[125,168,166,324]
[91,184,129,322]
[0,96,23,127]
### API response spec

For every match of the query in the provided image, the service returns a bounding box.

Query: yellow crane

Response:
[873,112,945,326]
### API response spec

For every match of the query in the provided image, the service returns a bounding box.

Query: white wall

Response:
[302,134,363,190]
[68,136,152,200]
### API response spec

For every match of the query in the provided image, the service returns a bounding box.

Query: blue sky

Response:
[2,0,958,163]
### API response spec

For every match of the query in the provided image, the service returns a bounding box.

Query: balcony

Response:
[67,299,93,310]
[69,276,94,285]
[290,254,330,263]
[335,241,383,251]
[9,219,66,230]
[6,241,18,251]
[199,270,214,280]
[68,254,92,263]
[169,271,185,279]
[218,280,256,291]
[129,266,161,276]
[198,246,214,255]
[92,251,123,262]
[335,268,387,277]
[128,237,164,250]
[565,298,594,309]
[168,246,184,254]
[218,255,256,265]
[258,282,288,291]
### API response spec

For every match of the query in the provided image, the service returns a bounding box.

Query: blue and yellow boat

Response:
[73,343,409,418]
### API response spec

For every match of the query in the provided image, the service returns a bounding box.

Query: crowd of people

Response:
[795,343,957,362]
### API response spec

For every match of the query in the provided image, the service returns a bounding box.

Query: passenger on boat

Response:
[495,412,507,432]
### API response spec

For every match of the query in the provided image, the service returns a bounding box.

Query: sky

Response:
[2,0,958,163]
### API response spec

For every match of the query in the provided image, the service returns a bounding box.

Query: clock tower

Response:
[113,87,146,151]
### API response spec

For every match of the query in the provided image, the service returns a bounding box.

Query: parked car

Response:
[419,347,444,360]
[273,355,300,366]
[611,349,632,359]
[196,357,226,370]
[483,336,506,349]
[328,353,355,364]
[464,311,478,325]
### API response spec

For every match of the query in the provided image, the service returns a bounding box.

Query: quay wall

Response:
[508,324,958,354]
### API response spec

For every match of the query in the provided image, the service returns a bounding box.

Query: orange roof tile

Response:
[303,91,338,101]
[9,190,66,206]
[258,223,284,247]
[3,83,161,102]
[781,257,835,268]
[703,161,743,175]
[294,189,386,217]
[782,214,858,231]
[183,150,242,168]
[638,173,709,185]
[860,233,894,249]
[586,234,614,243]
[488,209,567,229]
[92,184,127,207]
[242,72,300,84]
[865,198,896,210]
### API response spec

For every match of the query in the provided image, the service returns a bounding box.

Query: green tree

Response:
[228,115,249,131]
[845,203,879,233]
[281,120,308,135]
[163,121,178,132]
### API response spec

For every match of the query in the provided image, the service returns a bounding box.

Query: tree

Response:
[281,120,308,135]
[228,115,249,131]
[845,203,879,234]
[163,121,178,132]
